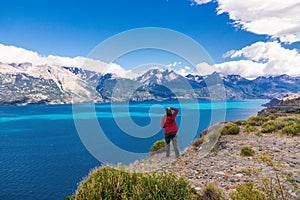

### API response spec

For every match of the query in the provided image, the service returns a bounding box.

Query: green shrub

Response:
[247,116,268,126]
[230,182,266,200]
[244,124,257,133]
[261,121,276,133]
[280,115,300,123]
[273,119,286,130]
[235,120,247,126]
[241,146,255,156]
[73,166,198,200]
[236,167,261,176]
[255,151,274,166]
[267,114,276,120]
[221,122,240,135]
[281,123,300,136]
[200,183,225,200]
[150,139,166,152]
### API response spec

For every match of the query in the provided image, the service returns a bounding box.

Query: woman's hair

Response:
[166,108,172,116]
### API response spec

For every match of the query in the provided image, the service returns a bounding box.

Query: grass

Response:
[244,124,258,133]
[280,123,300,136]
[261,121,276,133]
[236,114,300,136]
[241,146,255,156]
[235,119,247,126]
[230,182,266,200]
[236,167,261,176]
[255,151,274,166]
[199,183,225,200]
[150,139,166,153]
[221,122,240,135]
[247,116,268,126]
[72,166,198,200]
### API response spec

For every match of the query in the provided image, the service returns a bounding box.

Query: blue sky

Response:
[0,0,300,78]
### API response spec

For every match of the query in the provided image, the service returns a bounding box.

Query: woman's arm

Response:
[171,107,178,119]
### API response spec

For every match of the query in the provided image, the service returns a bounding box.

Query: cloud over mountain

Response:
[218,41,300,78]
[0,43,127,76]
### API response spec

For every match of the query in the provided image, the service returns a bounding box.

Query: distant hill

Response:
[0,62,300,105]
[258,92,300,116]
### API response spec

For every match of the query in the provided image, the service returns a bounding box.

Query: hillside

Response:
[68,97,300,199]
[128,116,300,199]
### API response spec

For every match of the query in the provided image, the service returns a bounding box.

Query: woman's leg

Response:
[165,134,171,157]
[172,134,180,158]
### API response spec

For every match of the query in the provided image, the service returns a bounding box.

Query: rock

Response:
[235,173,244,178]
[296,189,300,198]
[194,187,201,191]
[221,183,227,187]
[215,171,225,175]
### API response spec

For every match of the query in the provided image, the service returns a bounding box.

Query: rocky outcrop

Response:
[258,92,300,116]
[128,127,300,199]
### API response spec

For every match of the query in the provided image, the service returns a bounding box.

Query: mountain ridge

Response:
[0,62,300,105]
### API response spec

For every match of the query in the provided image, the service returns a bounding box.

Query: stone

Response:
[235,173,244,178]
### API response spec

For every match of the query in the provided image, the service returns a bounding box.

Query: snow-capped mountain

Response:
[136,68,180,85]
[0,62,102,105]
[0,62,300,105]
[185,74,204,83]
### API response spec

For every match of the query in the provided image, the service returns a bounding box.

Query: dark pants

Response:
[165,132,180,158]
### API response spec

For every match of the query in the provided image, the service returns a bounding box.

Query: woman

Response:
[161,107,180,158]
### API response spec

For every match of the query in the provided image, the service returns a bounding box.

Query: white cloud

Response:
[165,61,196,76]
[195,62,218,75]
[0,43,128,76]
[216,41,300,78]
[193,0,300,43]
[222,50,236,58]
[192,0,213,5]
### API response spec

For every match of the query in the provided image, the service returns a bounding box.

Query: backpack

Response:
[160,115,167,128]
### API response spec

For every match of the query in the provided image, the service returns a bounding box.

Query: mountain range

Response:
[0,62,299,105]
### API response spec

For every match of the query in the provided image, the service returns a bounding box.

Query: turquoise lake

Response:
[0,100,267,199]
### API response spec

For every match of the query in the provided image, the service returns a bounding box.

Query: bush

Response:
[199,183,225,200]
[244,124,257,133]
[150,139,166,152]
[230,182,266,200]
[247,116,268,126]
[73,166,198,200]
[267,114,276,120]
[241,146,255,156]
[236,167,261,176]
[221,122,240,135]
[273,119,286,130]
[235,120,247,126]
[255,151,274,166]
[261,121,276,133]
[281,123,300,136]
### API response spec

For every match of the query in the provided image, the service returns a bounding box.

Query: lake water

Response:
[0,100,267,200]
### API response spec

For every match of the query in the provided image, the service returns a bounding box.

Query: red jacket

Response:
[163,107,178,134]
